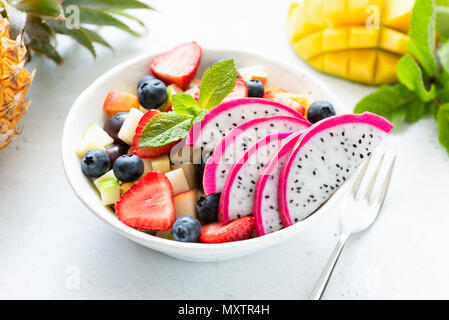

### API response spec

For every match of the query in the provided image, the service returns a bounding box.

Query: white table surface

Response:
[1,0,449,300]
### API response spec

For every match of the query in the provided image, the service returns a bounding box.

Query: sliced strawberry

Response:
[116,172,176,231]
[132,109,178,158]
[150,42,202,90]
[222,79,248,103]
[199,216,256,243]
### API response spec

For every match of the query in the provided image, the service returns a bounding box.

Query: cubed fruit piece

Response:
[383,0,414,33]
[74,140,104,158]
[171,163,200,189]
[323,51,349,79]
[83,123,114,147]
[150,41,202,89]
[103,91,141,116]
[116,172,176,231]
[348,27,379,49]
[173,189,198,218]
[155,230,174,239]
[222,79,248,102]
[98,178,120,205]
[348,49,376,84]
[346,0,384,25]
[165,168,190,196]
[284,93,308,108]
[263,90,306,115]
[94,170,117,190]
[149,154,171,173]
[117,108,144,145]
[159,84,184,112]
[199,216,256,243]
[188,78,202,89]
[322,27,349,52]
[292,31,323,60]
[170,144,202,164]
[374,51,399,84]
[132,110,177,158]
[238,65,268,85]
[120,182,134,195]
[142,158,153,176]
[379,27,409,56]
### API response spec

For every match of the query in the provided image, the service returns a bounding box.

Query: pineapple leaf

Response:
[81,27,112,48]
[61,0,154,10]
[15,0,64,18]
[49,20,96,57]
[29,39,63,63]
[76,6,139,36]
[107,9,146,28]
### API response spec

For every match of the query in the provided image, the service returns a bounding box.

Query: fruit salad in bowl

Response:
[62,42,392,261]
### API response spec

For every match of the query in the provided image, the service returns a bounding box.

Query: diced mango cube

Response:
[292,31,323,60]
[374,51,400,84]
[379,27,409,55]
[383,0,414,33]
[323,51,349,78]
[322,27,349,52]
[348,49,377,83]
[349,27,379,48]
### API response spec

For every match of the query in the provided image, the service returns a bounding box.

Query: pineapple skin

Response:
[287,0,415,85]
[0,19,34,150]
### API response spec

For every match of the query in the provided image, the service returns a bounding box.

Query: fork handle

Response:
[309,233,350,300]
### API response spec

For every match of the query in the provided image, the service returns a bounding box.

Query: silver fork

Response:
[309,153,396,300]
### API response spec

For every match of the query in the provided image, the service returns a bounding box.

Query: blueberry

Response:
[113,154,144,182]
[196,193,221,223]
[137,75,156,89]
[81,149,110,178]
[138,77,167,109]
[246,80,264,98]
[172,216,202,242]
[307,101,336,124]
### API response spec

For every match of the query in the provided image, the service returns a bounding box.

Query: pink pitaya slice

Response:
[218,132,294,223]
[203,116,311,196]
[278,112,394,226]
[185,98,305,151]
[253,131,303,236]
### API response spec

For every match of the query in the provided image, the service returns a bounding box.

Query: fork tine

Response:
[363,153,385,202]
[376,155,396,210]
[351,155,372,197]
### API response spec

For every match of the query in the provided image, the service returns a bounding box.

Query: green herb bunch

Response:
[355,0,449,154]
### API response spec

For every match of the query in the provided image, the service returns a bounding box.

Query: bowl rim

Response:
[61,46,346,253]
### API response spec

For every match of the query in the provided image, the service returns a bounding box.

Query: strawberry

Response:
[116,172,176,231]
[150,42,202,90]
[199,216,256,243]
[222,79,248,102]
[132,109,178,158]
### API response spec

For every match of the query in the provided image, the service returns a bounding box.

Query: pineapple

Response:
[287,0,415,85]
[0,0,153,149]
[0,18,33,149]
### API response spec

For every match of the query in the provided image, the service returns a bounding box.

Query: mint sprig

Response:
[139,59,237,148]
[355,0,449,154]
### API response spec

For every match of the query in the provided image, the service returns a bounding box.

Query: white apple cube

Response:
[171,163,200,189]
[74,140,104,158]
[238,65,267,84]
[117,108,144,145]
[83,123,114,147]
[98,178,120,205]
[149,154,171,173]
[165,168,190,196]
[93,170,117,189]
[173,189,198,218]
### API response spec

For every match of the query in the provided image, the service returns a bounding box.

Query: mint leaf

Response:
[436,4,449,41]
[139,112,194,147]
[409,0,437,76]
[438,40,449,74]
[172,93,201,116]
[354,83,427,125]
[396,54,437,101]
[193,109,207,124]
[437,103,449,154]
[198,59,237,110]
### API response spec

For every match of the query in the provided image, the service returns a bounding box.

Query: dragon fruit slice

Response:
[278,112,394,226]
[185,98,305,151]
[253,131,303,236]
[203,116,311,196]
[218,132,294,223]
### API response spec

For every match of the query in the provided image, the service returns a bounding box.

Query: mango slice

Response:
[287,0,415,85]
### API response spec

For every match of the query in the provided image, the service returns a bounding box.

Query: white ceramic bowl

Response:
[62,48,345,262]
